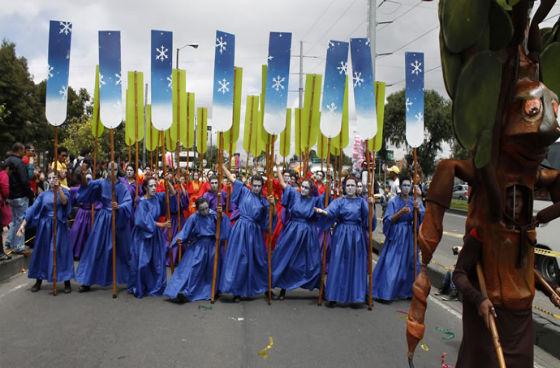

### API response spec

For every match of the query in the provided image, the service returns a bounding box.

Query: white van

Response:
[535,141,560,284]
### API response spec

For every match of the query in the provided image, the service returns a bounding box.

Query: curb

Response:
[0,254,29,282]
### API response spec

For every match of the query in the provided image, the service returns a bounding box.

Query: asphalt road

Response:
[0,210,558,368]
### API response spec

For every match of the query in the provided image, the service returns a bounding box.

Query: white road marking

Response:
[0,281,28,300]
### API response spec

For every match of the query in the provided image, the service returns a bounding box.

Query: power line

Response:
[378,1,425,31]
[301,0,339,39]
[387,64,441,87]
[378,25,439,58]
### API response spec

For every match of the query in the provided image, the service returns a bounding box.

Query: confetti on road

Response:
[258,336,274,359]
[435,327,455,341]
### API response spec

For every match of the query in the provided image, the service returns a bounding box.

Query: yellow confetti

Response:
[257,336,274,359]
[420,342,430,352]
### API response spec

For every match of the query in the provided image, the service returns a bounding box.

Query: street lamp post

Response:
[176,43,199,69]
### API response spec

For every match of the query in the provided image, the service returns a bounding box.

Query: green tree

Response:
[383,89,454,176]
[0,40,48,155]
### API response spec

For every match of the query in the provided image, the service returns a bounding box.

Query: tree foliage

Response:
[383,89,454,176]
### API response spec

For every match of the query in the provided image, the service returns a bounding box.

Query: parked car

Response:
[534,141,560,284]
[452,184,468,200]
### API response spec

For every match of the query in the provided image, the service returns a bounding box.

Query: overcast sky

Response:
[2,0,559,159]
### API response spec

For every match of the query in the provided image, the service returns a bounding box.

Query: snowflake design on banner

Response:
[156,45,169,62]
[99,73,106,87]
[272,76,285,92]
[166,76,172,89]
[268,56,274,61]
[328,41,335,49]
[410,60,422,76]
[218,79,230,94]
[216,36,227,54]
[59,21,72,35]
[415,112,424,122]
[46,65,54,80]
[352,71,364,87]
[326,102,337,112]
[365,39,371,46]
[337,61,348,75]
[58,85,67,99]
[406,98,413,112]
[115,73,122,86]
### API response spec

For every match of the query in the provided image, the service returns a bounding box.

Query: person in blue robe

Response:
[18,171,73,293]
[75,162,133,292]
[161,173,188,266]
[219,164,274,301]
[128,177,175,298]
[315,176,375,306]
[121,163,143,204]
[68,182,100,260]
[164,197,230,302]
[272,173,323,299]
[372,177,424,302]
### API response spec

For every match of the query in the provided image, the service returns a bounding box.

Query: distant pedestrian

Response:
[0,160,12,261]
[4,143,33,254]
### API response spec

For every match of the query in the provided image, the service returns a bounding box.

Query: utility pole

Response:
[299,41,304,108]
[368,0,376,82]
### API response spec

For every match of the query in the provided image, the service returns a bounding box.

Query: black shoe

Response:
[31,280,42,292]
[233,295,241,303]
[64,281,72,294]
[279,289,286,300]
[0,254,11,261]
[442,290,459,301]
[78,285,91,293]
[326,301,337,308]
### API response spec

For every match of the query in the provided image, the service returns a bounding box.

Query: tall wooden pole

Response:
[412,148,418,278]
[210,132,224,304]
[318,138,331,305]
[175,70,183,262]
[134,72,140,202]
[476,264,507,368]
[52,127,59,296]
[266,135,276,305]
[161,132,174,273]
[365,143,374,310]
[110,129,118,299]
[91,116,99,226]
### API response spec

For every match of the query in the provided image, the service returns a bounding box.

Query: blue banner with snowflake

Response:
[263,32,292,135]
[405,52,424,148]
[320,40,348,138]
[99,31,123,129]
[45,20,72,126]
[151,30,173,131]
[212,30,235,132]
[350,38,377,140]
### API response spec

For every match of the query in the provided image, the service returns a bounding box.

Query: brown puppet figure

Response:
[406,0,560,367]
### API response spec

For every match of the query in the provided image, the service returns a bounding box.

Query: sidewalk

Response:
[0,254,29,282]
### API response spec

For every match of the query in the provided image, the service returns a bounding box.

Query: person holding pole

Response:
[75,162,133,293]
[127,177,175,298]
[164,197,230,303]
[219,164,274,302]
[18,171,73,294]
[372,176,424,302]
[314,175,375,307]
[272,169,323,300]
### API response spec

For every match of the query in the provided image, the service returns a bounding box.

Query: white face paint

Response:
[400,180,412,195]
[301,181,311,197]
[210,179,219,192]
[345,180,357,196]
[357,182,364,195]
[197,202,210,216]
[251,180,263,195]
[147,179,157,197]
[47,173,56,188]
[283,173,291,183]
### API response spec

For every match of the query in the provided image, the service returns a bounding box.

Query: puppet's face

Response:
[504,79,560,147]
[147,179,157,197]
[301,180,311,197]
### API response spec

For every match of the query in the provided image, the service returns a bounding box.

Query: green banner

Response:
[91,65,104,138]
[242,95,261,157]
[145,105,160,152]
[170,68,187,146]
[279,108,292,158]
[294,108,302,156]
[196,107,208,154]
[369,81,386,152]
[224,67,243,154]
[125,71,145,146]
[302,74,322,150]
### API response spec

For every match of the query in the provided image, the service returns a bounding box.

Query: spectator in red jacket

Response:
[0,160,12,260]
